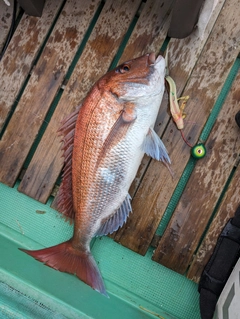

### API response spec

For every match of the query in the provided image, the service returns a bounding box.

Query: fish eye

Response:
[123,65,130,71]
[119,64,130,73]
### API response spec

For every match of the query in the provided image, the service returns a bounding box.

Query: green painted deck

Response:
[0,0,239,318]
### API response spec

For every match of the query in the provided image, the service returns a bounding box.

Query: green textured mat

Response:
[0,182,200,319]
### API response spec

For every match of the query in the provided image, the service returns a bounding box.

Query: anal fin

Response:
[96,194,132,236]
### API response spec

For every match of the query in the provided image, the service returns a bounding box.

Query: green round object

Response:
[191,143,206,159]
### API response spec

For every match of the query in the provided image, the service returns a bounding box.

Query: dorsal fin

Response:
[54,106,80,220]
[96,194,132,236]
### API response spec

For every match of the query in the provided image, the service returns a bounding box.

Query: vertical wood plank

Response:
[0,0,101,187]
[19,0,142,203]
[187,108,240,280]
[153,68,240,273]
[0,0,64,132]
[113,0,240,255]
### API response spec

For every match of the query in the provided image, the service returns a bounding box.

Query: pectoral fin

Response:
[142,128,171,164]
[96,194,132,236]
[122,102,137,123]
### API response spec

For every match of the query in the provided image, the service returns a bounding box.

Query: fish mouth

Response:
[148,53,163,65]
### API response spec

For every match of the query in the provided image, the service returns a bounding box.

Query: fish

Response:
[20,52,170,297]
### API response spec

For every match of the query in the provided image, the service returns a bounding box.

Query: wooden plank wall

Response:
[113,0,240,255]
[0,0,104,187]
[153,67,240,274]
[188,166,240,282]
[187,73,240,282]
[0,0,239,283]
[0,0,64,132]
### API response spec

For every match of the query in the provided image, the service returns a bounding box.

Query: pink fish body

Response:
[21,53,170,296]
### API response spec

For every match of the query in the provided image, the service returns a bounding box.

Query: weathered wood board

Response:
[187,99,240,280]
[0,0,64,132]
[19,0,143,203]
[118,0,174,63]
[187,166,240,283]
[155,0,226,137]
[113,0,240,255]
[0,0,14,52]
[0,0,101,187]
[153,67,240,273]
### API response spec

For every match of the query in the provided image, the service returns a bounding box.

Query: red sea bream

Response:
[21,53,170,297]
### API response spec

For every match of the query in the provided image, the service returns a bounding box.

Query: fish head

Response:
[99,53,165,101]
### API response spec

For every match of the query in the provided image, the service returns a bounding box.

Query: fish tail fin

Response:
[20,240,108,297]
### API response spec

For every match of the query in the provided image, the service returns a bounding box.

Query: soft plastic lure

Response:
[165,75,188,131]
[164,47,188,131]
[165,69,192,147]
[165,48,206,159]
